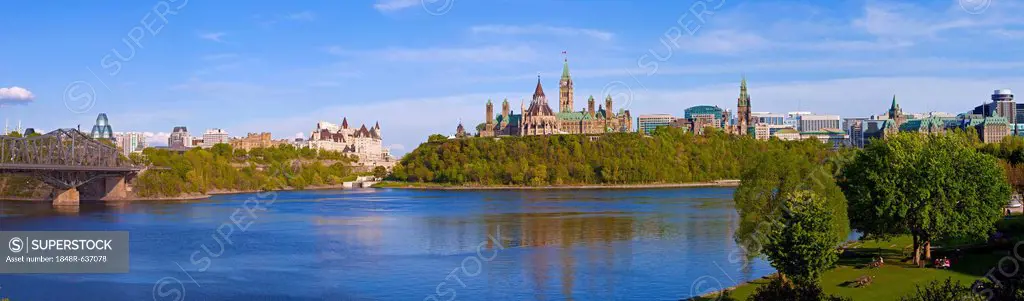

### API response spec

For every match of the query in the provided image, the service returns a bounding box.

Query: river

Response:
[0,187,773,300]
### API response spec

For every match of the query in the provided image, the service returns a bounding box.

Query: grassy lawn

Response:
[694,220,1022,301]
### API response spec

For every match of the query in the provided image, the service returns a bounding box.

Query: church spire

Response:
[342,117,348,129]
[533,75,545,98]
[561,53,571,80]
[890,94,899,111]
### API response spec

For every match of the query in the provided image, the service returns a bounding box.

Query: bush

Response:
[898,278,984,301]
[748,277,850,301]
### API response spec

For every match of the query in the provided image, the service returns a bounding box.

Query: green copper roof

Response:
[556,111,594,121]
[487,99,492,105]
[983,116,1009,125]
[561,59,571,79]
[495,114,521,125]
[898,116,955,132]
[890,95,899,111]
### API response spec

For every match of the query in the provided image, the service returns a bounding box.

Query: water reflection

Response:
[0,187,773,300]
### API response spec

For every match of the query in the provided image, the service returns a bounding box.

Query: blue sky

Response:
[1,0,1023,155]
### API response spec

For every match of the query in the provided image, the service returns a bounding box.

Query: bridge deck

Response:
[0,163,140,172]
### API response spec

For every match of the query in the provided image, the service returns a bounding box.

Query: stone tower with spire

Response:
[485,99,494,127]
[888,95,906,127]
[587,95,596,118]
[736,76,752,134]
[559,57,574,112]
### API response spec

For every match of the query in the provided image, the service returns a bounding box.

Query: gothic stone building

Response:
[480,59,632,137]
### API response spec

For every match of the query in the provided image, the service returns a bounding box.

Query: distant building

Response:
[90,113,114,139]
[752,124,798,141]
[773,127,801,141]
[637,114,675,135]
[230,132,287,150]
[797,114,841,132]
[800,128,849,149]
[454,123,468,139]
[862,95,1008,144]
[751,112,785,125]
[168,126,190,149]
[479,58,632,137]
[306,118,393,167]
[113,132,146,157]
[843,118,867,148]
[735,76,753,134]
[201,128,229,148]
[673,105,731,135]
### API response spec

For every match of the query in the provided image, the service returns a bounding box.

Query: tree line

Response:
[393,127,836,186]
[133,144,356,197]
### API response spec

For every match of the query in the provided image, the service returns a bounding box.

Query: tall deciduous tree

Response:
[842,132,1011,265]
[763,190,841,284]
[734,146,850,259]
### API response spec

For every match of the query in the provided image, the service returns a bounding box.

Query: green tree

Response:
[6,131,21,138]
[842,132,1011,265]
[427,134,448,143]
[373,166,388,179]
[898,278,985,301]
[748,277,851,301]
[733,147,849,259]
[763,190,840,284]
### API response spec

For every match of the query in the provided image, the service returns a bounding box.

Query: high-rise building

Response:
[201,128,229,148]
[89,113,113,139]
[637,114,675,135]
[168,126,190,149]
[991,89,1017,136]
[843,118,867,148]
[113,132,146,157]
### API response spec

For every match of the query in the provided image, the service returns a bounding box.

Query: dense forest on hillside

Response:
[134,144,356,197]
[392,127,836,186]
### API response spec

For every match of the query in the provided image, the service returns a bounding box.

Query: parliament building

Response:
[479,59,632,137]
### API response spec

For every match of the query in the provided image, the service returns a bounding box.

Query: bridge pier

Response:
[48,176,129,206]
[52,187,80,206]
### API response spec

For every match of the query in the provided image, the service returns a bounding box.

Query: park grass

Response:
[694,230,1013,301]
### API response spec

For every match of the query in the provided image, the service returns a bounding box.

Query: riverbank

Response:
[373,180,740,190]
[205,183,350,196]
[0,184,355,202]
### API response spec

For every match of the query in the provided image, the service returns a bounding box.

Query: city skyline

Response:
[1,0,1023,155]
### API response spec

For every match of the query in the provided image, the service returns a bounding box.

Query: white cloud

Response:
[470,25,614,41]
[327,45,539,63]
[373,0,420,12]
[0,86,35,105]
[143,132,171,147]
[199,32,226,42]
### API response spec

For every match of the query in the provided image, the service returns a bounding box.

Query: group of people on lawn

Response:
[869,255,952,269]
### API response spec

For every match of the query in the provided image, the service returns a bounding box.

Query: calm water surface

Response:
[0,188,773,300]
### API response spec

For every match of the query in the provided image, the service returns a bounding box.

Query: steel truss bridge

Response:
[0,129,141,201]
